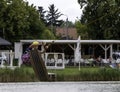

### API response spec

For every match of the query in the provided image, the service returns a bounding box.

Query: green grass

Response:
[48,67,80,75]
[0,66,38,82]
[48,67,101,75]
[48,66,120,81]
[0,66,120,82]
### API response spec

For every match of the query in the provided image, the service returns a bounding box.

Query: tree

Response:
[46,4,63,35]
[75,21,89,39]
[78,0,120,40]
[0,0,55,43]
[0,0,7,38]
[38,6,47,25]
[26,4,45,39]
[40,29,56,39]
[3,0,29,42]
[0,0,30,41]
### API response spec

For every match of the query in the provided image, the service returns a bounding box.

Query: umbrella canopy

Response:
[75,36,81,62]
[0,37,11,45]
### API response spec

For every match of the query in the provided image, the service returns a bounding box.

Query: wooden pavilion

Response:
[15,39,120,68]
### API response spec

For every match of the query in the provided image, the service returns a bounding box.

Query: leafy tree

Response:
[25,4,44,39]
[46,4,63,35]
[23,4,55,40]
[78,0,120,40]
[75,21,89,39]
[40,29,56,39]
[3,0,29,42]
[0,0,7,37]
[0,0,55,43]
[38,6,47,25]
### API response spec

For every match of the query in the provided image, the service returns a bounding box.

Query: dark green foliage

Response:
[46,4,63,27]
[77,0,120,40]
[0,67,120,82]
[0,67,38,82]
[49,67,120,81]
[38,6,47,25]
[75,21,89,39]
[46,4,63,35]
[0,68,14,82]
[0,0,55,44]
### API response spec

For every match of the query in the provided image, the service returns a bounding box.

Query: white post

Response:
[99,44,111,60]
[41,45,44,61]
[74,44,76,66]
[54,54,58,68]
[105,45,107,60]
[45,53,48,66]
[110,44,113,59]
[62,53,65,68]
[18,42,23,67]
[10,50,13,67]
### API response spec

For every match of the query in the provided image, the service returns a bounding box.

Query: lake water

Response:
[0,81,120,92]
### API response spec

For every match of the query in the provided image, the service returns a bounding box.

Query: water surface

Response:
[0,81,120,92]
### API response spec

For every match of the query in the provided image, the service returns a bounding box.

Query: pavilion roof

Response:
[20,39,120,44]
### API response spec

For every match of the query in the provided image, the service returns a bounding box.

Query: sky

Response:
[25,0,83,22]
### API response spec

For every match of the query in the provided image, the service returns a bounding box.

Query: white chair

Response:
[64,59,69,65]
[102,59,108,63]
[57,59,63,64]
[116,59,120,63]
[50,58,55,63]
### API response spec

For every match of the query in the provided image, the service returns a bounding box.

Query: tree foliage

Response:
[77,0,120,40]
[75,21,89,39]
[0,0,55,43]
[38,6,47,25]
[40,29,55,39]
[4,0,29,41]
[46,4,63,35]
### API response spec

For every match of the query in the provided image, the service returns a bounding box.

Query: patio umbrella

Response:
[0,37,11,45]
[75,36,81,70]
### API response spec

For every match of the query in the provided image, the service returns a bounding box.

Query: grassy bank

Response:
[48,67,120,81]
[0,66,120,82]
[0,67,38,82]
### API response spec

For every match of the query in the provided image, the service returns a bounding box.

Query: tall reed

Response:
[0,67,120,82]
[0,67,38,82]
[56,68,120,81]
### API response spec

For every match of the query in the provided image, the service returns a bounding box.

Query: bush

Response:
[0,67,38,82]
[54,67,120,81]
[0,67,120,82]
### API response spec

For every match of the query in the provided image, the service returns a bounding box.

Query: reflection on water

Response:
[0,81,120,92]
